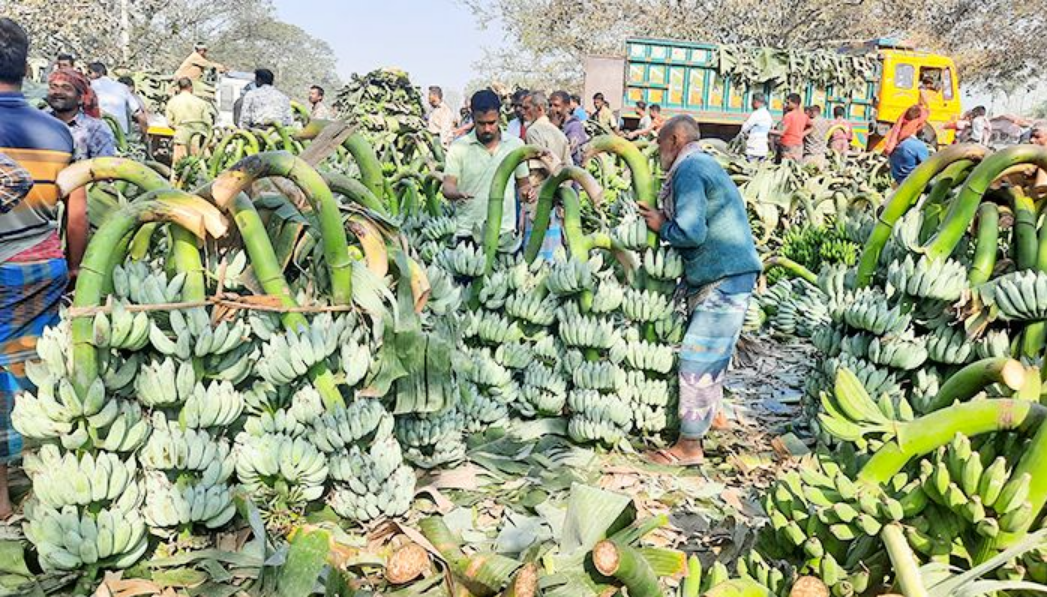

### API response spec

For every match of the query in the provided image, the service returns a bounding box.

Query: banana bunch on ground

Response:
[611,337,675,375]
[140,413,233,474]
[519,361,568,417]
[234,434,328,505]
[24,445,138,509]
[90,303,151,351]
[460,379,512,432]
[478,270,511,310]
[465,310,524,345]
[841,288,911,336]
[621,288,674,323]
[495,342,533,370]
[612,218,651,251]
[135,357,196,407]
[558,305,618,350]
[926,323,975,365]
[504,292,559,326]
[425,264,463,315]
[866,332,928,370]
[653,312,686,344]
[816,368,913,443]
[567,389,630,445]
[974,270,1047,322]
[419,215,456,243]
[812,355,905,407]
[838,333,872,360]
[744,300,768,333]
[179,381,245,429]
[310,399,394,454]
[396,408,467,469]
[975,328,1012,359]
[733,550,790,597]
[573,361,626,392]
[620,371,671,434]
[24,502,148,572]
[546,256,597,296]
[141,471,236,530]
[203,343,256,385]
[591,278,626,314]
[643,246,684,282]
[438,242,485,278]
[327,436,415,522]
[812,325,845,357]
[887,255,967,302]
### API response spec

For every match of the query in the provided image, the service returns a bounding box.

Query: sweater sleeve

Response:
[659,158,708,248]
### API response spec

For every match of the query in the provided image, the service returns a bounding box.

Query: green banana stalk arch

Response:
[586,135,658,247]
[209,151,355,305]
[342,133,385,199]
[968,203,999,286]
[523,166,604,263]
[855,144,988,287]
[323,171,388,214]
[482,145,543,275]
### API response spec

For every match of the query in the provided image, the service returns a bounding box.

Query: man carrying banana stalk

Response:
[639,116,762,466]
[0,18,83,517]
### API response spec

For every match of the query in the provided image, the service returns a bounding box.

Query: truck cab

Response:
[586,38,961,151]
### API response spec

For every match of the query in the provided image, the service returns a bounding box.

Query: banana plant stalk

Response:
[855,144,987,287]
[925,145,1047,261]
[586,135,659,247]
[209,130,260,177]
[57,157,172,198]
[209,151,354,305]
[968,203,999,286]
[342,133,385,199]
[419,517,520,597]
[881,524,929,597]
[763,256,818,285]
[592,539,663,597]
[70,194,228,394]
[322,171,388,214]
[924,357,1026,412]
[1021,191,1047,356]
[918,159,977,242]
[230,194,344,410]
[482,145,543,275]
[524,165,604,263]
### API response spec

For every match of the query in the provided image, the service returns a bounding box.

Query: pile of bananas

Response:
[141,471,237,530]
[396,408,467,469]
[621,288,674,323]
[975,270,1047,322]
[90,303,151,351]
[255,316,349,385]
[24,502,149,572]
[612,217,651,251]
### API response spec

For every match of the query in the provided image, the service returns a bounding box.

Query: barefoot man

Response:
[639,116,761,465]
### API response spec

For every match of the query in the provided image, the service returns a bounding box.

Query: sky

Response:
[271,0,502,103]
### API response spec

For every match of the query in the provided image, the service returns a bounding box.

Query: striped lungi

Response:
[523,209,563,262]
[678,272,756,440]
[0,258,68,462]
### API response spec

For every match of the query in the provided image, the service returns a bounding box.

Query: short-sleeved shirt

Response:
[444,131,529,236]
[175,51,223,81]
[91,76,138,134]
[741,107,773,157]
[165,92,215,145]
[804,117,832,157]
[0,92,74,262]
[779,109,809,147]
[594,105,616,129]
[890,136,929,183]
[525,115,573,171]
[48,110,116,161]
[238,85,293,128]
[427,102,457,148]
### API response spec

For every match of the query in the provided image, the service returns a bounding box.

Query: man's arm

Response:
[92,122,117,157]
[658,160,709,248]
[0,153,32,214]
[237,94,254,128]
[441,175,471,201]
[65,187,88,278]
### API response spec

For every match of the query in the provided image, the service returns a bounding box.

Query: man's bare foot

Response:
[648,439,704,466]
[711,410,732,431]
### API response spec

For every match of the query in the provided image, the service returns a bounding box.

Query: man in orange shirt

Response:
[770,93,808,162]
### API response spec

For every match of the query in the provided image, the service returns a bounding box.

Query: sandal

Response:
[647,448,704,467]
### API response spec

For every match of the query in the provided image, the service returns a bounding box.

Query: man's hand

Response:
[638,202,666,232]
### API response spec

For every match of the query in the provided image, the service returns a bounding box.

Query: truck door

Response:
[584,56,626,114]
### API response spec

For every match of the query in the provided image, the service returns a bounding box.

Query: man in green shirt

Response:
[442,89,534,238]
[165,77,214,166]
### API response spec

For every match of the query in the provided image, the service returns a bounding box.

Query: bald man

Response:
[639,116,761,465]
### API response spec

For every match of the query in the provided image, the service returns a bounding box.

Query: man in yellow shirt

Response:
[165,78,214,165]
[592,92,617,131]
[175,43,226,82]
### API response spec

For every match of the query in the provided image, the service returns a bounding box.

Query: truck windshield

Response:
[895,64,915,89]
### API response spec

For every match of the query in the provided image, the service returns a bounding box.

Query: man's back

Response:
[804,117,831,155]
[91,76,135,133]
[0,92,74,261]
[239,85,292,128]
[166,92,212,126]
[742,107,773,157]
[890,137,929,182]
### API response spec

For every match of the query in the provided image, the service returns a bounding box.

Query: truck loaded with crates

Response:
[584,38,963,150]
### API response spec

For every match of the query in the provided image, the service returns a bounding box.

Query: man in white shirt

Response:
[87,62,141,136]
[426,85,457,149]
[740,93,773,161]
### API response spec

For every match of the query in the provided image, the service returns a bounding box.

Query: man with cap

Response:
[175,42,226,82]
[46,68,115,161]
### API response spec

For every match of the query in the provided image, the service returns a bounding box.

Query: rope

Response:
[67,293,356,318]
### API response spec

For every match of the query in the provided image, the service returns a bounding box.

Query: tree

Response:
[1,0,340,99]
[461,0,1047,93]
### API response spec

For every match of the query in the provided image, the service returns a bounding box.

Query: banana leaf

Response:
[558,484,634,558]
[274,528,331,597]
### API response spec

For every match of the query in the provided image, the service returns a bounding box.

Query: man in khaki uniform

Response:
[165,78,214,166]
[522,91,572,259]
[175,43,226,82]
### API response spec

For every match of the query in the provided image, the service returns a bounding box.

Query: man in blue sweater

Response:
[639,116,762,465]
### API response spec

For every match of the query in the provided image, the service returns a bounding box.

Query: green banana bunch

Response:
[135,357,196,407]
[203,344,256,385]
[523,361,567,395]
[568,390,631,428]
[622,288,674,323]
[866,333,928,370]
[419,241,442,263]
[909,367,942,415]
[94,400,152,453]
[24,503,148,571]
[437,242,485,278]
[163,308,251,359]
[812,325,844,357]
[771,297,799,336]
[140,413,232,473]
[329,463,415,522]
[90,302,151,351]
[743,301,768,333]
[631,404,667,433]
[612,218,650,251]
[425,264,463,315]
[341,339,373,388]
[24,444,138,509]
[141,472,236,529]
[976,270,1047,321]
[396,407,464,448]
[328,436,404,485]
[462,349,514,389]
[817,264,853,299]
[546,256,597,297]
[113,262,186,305]
[179,381,244,429]
[205,249,249,291]
[842,288,911,335]
[12,377,116,450]
[611,339,675,374]
[974,328,1012,359]
[478,270,511,310]
[504,291,558,326]
[568,414,627,445]
[559,312,618,350]
[495,342,533,370]
[819,355,904,405]
[734,550,788,596]
[591,278,626,314]
[310,399,394,453]
[234,434,328,503]
[887,255,967,302]
[573,361,626,392]
[653,312,686,344]
[471,310,524,345]
[817,368,898,443]
[404,434,467,470]
[643,247,684,281]
[620,372,671,408]
[255,319,341,385]
[519,384,567,417]
[420,215,456,242]
[758,279,795,316]
[460,380,512,432]
[531,333,562,364]
[926,324,974,365]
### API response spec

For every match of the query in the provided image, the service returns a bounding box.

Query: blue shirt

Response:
[890,137,929,183]
[661,151,762,288]
[47,109,116,161]
[573,106,588,122]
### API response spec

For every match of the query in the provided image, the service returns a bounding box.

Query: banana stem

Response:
[881,524,929,597]
[925,357,1026,412]
[342,133,385,199]
[855,144,988,287]
[968,203,1000,286]
[482,145,543,275]
[322,171,388,214]
[524,166,603,263]
[586,135,658,247]
[209,151,354,305]
[170,225,206,301]
[57,157,171,197]
[762,256,818,285]
[592,539,663,597]
[917,160,975,242]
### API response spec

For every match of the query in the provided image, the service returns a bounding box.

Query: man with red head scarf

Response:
[46,68,115,161]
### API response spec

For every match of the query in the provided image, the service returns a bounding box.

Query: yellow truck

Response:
[585,38,962,150]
